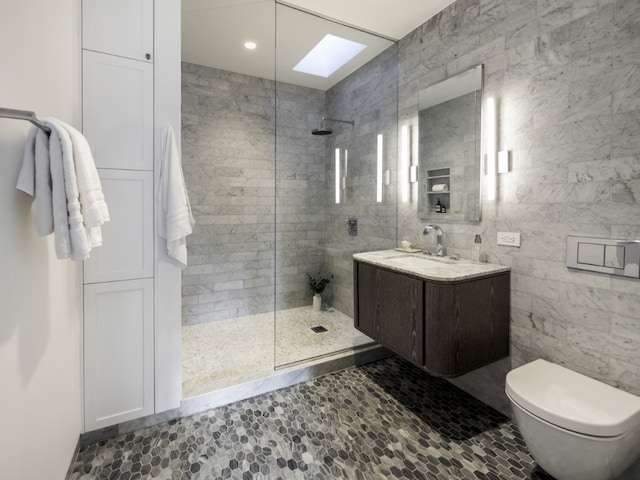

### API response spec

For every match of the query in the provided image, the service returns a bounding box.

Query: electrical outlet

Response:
[497,231,521,247]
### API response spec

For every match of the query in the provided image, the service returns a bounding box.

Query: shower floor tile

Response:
[182,307,373,398]
[68,356,554,480]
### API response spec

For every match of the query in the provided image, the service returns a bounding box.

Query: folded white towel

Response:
[16,127,37,195]
[58,120,109,247]
[46,120,74,259]
[16,119,109,261]
[48,118,91,260]
[431,183,449,192]
[17,126,54,236]
[157,124,195,268]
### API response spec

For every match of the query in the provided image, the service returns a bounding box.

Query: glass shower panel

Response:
[180,0,277,396]
[274,3,398,368]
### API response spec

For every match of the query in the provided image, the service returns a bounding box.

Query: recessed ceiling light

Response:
[293,34,367,78]
[244,41,257,50]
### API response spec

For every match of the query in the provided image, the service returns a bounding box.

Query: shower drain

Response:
[310,326,328,333]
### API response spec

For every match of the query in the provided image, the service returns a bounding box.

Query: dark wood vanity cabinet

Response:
[356,262,424,367]
[354,260,510,377]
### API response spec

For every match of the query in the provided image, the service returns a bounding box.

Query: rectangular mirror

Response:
[417,65,483,222]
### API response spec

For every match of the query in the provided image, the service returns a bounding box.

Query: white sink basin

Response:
[390,254,463,266]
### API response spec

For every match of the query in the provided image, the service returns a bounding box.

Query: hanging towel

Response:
[47,119,90,260]
[157,124,194,268]
[58,120,109,247]
[16,118,109,261]
[17,126,54,236]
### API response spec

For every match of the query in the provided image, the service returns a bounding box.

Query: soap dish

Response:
[394,247,422,253]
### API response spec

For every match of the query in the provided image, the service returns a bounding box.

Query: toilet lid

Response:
[506,359,640,437]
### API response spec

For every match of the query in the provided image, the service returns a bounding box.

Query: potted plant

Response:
[307,272,333,311]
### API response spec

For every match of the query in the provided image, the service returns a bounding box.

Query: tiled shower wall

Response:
[180,0,640,401]
[396,0,640,396]
[181,63,325,324]
[323,45,399,316]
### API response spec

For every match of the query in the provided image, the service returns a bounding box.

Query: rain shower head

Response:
[312,126,333,135]
[312,117,354,136]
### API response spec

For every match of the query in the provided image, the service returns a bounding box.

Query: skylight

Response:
[293,34,367,78]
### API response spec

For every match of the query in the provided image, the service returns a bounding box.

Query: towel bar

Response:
[0,107,51,133]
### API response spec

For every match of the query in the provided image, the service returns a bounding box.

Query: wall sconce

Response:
[486,97,496,201]
[498,150,511,173]
[401,125,409,202]
[335,148,341,204]
[410,165,418,183]
[343,149,348,189]
[376,134,383,203]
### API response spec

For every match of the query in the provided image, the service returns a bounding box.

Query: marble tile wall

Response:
[181,0,640,402]
[181,63,325,324]
[396,0,640,396]
[274,82,328,310]
[323,45,400,316]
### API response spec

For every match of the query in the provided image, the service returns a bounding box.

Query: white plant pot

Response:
[312,294,322,312]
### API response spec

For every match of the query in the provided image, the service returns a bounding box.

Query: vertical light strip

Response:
[401,125,409,202]
[344,149,348,178]
[486,98,497,201]
[335,148,341,204]
[376,134,383,203]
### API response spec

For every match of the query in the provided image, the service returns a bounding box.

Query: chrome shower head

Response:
[311,117,354,136]
[312,127,333,135]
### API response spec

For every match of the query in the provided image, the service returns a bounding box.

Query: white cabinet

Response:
[81,0,162,432]
[82,50,154,171]
[83,279,154,431]
[82,0,153,62]
[84,170,154,283]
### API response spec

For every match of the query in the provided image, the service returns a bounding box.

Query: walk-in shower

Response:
[180,0,398,398]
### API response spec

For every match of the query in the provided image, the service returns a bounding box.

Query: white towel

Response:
[16,119,109,261]
[17,126,54,236]
[157,124,194,268]
[47,119,90,260]
[16,127,37,195]
[46,121,74,258]
[431,183,449,192]
[58,120,109,247]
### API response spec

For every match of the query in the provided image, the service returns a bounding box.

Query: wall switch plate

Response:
[497,231,521,247]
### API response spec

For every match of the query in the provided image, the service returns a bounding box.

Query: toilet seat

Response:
[505,359,640,437]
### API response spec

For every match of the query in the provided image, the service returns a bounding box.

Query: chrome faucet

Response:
[423,224,444,256]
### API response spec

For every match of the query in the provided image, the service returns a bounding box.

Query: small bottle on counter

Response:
[471,234,482,262]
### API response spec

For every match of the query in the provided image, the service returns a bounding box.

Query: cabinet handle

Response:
[145,53,151,60]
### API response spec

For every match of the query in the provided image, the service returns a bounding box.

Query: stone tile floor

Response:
[68,356,554,479]
[183,307,373,398]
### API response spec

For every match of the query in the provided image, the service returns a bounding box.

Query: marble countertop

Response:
[353,249,510,282]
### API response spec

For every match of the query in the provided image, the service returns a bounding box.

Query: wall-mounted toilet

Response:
[506,359,640,480]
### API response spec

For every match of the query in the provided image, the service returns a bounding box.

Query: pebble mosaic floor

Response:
[68,356,554,480]
[182,307,373,398]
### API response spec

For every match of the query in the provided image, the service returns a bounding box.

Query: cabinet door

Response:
[424,273,510,376]
[83,50,154,170]
[84,170,154,283]
[355,262,380,340]
[356,262,424,366]
[82,0,153,62]
[84,279,154,431]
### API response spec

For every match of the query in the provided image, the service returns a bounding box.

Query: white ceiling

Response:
[181,0,455,90]
[279,0,456,40]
